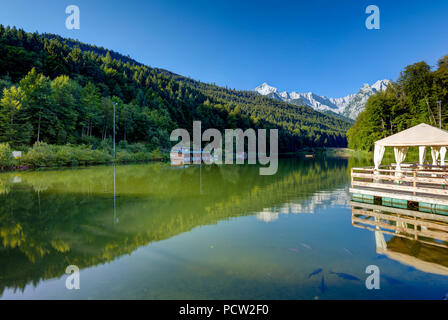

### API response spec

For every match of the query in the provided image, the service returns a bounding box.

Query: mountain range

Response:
[254,79,390,120]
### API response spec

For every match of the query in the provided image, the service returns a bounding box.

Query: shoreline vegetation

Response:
[1,142,418,178]
[0,142,167,171]
[0,143,362,172]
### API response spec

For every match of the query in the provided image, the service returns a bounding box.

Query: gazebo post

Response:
[418,146,426,169]
[393,146,408,181]
[441,147,447,166]
[373,144,385,182]
[431,147,441,167]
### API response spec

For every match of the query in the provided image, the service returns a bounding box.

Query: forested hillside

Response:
[347,55,448,151]
[0,25,350,153]
[156,71,351,148]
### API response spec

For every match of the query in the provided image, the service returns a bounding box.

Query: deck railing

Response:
[351,164,448,197]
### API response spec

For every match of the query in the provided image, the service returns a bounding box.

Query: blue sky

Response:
[1,0,447,97]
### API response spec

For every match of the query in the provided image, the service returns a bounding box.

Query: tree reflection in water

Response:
[0,157,349,295]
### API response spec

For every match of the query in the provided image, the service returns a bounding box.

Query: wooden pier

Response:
[350,164,448,212]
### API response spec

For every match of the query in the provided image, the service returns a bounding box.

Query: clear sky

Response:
[1,0,447,97]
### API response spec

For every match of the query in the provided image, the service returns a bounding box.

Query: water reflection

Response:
[0,157,349,296]
[2,156,446,299]
[257,188,350,222]
[351,201,448,275]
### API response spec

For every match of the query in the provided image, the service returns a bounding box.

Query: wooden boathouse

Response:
[350,123,448,214]
[170,147,247,166]
[170,148,217,165]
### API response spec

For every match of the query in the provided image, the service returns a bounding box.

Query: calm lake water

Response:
[0,156,447,299]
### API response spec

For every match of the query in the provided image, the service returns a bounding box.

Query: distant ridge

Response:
[254,80,391,120]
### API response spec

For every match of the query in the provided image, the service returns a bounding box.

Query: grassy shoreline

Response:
[0,142,169,172]
[283,147,371,157]
[1,144,380,173]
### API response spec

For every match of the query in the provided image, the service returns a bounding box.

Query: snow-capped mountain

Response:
[254,79,391,120]
[254,82,278,96]
[342,80,390,120]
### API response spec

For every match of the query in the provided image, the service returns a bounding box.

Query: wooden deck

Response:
[350,164,448,208]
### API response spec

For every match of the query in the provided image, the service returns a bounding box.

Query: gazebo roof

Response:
[375,123,448,147]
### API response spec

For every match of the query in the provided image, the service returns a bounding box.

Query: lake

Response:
[0,156,447,299]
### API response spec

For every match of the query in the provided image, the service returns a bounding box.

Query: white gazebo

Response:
[374,123,448,172]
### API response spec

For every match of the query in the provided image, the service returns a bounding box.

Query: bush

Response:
[151,148,163,160]
[55,146,73,166]
[134,152,152,161]
[127,142,147,153]
[0,143,14,169]
[6,141,166,170]
[21,142,54,167]
[72,146,112,165]
[116,151,133,162]
[19,143,113,167]
[98,138,113,153]
[91,149,112,164]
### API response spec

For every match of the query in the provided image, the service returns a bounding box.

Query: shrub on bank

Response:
[19,142,113,167]
[0,140,168,171]
[116,150,133,162]
[72,146,112,165]
[115,150,160,162]
[126,142,148,154]
[21,142,54,167]
[9,142,165,170]
[0,143,14,169]
[151,148,163,160]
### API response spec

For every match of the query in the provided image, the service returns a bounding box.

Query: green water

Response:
[0,157,447,299]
